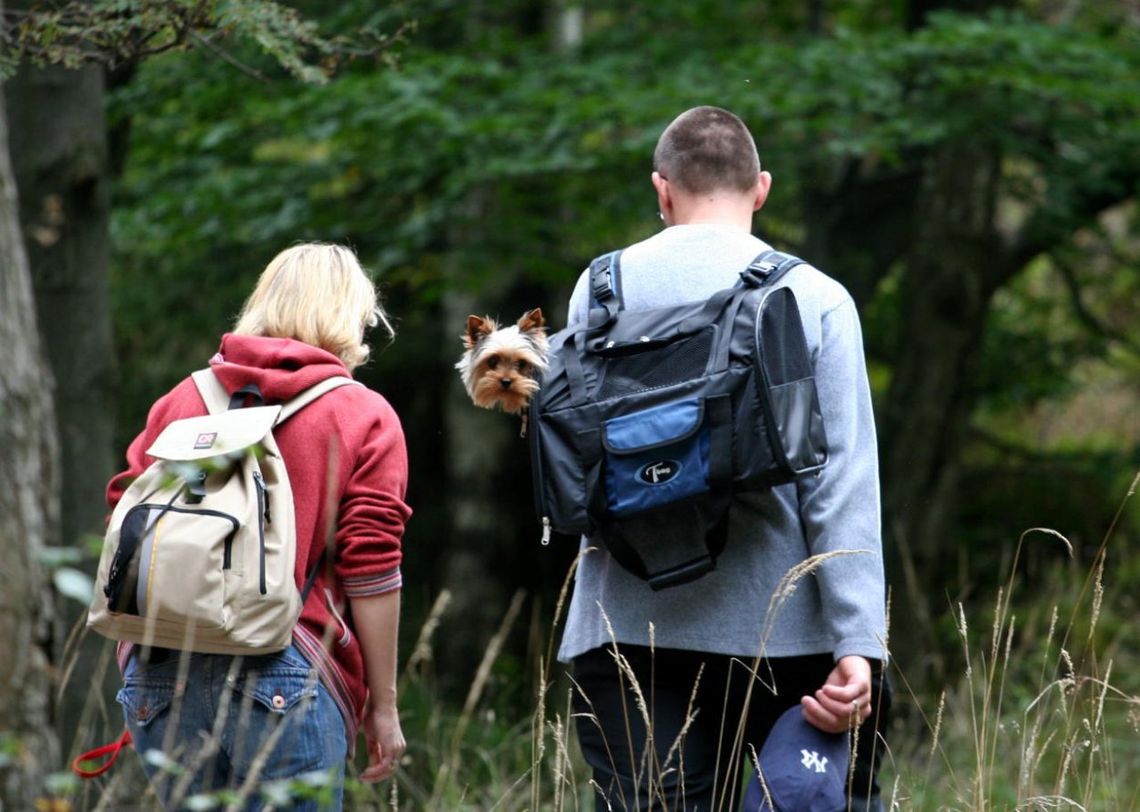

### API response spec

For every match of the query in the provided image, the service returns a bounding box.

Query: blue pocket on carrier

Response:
[603,399,710,516]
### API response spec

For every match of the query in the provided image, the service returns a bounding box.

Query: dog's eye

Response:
[516,360,530,374]
[487,356,500,370]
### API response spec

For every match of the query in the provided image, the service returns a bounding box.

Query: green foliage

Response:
[2,0,407,80]
[106,7,1140,458]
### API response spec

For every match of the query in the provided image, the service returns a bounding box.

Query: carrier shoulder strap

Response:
[741,249,804,289]
[587,250,623,329]
[705,249,806,375]
[191,369,361,423]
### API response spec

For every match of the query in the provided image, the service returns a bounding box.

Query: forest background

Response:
[1,0,1138,809]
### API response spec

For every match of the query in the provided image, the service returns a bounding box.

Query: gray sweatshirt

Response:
[557,223,888,664]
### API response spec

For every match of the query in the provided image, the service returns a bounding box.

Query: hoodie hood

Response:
[208,334,351,403]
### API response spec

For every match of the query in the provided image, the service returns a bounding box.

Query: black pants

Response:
[572,645,890,811]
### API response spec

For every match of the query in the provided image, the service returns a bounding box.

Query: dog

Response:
[456,308,549,435]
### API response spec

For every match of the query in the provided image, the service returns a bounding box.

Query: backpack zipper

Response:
[252,471,268,595]
[131,503,241,569]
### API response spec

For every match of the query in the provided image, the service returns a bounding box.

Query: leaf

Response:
[52,568,94,604]
[143,749,184,775]
[37,546,84,567]
[259,779,294,805]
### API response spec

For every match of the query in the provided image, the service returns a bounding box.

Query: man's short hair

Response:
[653,106,760,196]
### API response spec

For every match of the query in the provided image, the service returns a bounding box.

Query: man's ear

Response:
[753,170,772,212]
[652,171,672,222]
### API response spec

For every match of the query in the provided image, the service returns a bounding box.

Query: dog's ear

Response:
[463,315,497,348]
[517,308,545,334]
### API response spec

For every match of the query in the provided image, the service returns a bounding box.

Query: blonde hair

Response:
[233,243,393,371]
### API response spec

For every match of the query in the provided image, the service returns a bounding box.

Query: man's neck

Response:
[669,198,754,232]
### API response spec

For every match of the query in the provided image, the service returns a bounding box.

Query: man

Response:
[558,106,890,810]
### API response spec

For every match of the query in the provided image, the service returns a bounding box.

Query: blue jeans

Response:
[118,644,347,811]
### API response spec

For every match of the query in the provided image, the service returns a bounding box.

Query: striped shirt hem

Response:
[342,567,402,598]
[293,624,360,756]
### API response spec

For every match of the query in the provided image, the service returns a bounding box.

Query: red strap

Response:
[71,729,133,779]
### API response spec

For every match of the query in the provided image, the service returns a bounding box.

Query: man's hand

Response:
[359,701,405,783]
[801,655,872,734]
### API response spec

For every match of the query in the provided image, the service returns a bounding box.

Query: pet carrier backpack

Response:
[87,369,360,654]
[529,249,828,590]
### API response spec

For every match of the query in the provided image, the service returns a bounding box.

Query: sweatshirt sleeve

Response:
[566,267,590,328]
[335,400,412,598]
[795,297,888,663]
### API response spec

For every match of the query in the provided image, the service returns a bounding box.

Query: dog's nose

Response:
[500,379,513,389]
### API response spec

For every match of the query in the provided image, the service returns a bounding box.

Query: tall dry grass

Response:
[35,472,1140,810]
[886,470,1140,810]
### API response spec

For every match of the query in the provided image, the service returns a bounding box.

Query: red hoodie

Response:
[108,334,412,743]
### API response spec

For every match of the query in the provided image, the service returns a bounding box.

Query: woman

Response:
[109,243,411,809]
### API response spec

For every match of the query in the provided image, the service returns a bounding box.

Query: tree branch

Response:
[188,31,269,82]
[1051,253,1140,355]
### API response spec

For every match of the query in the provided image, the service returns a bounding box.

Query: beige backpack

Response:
[87,369,359,654]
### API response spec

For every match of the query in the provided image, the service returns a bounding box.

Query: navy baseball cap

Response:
[742,706,850,811]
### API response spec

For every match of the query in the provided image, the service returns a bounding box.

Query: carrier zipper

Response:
[529,397,553,546]
[252,471,268,594]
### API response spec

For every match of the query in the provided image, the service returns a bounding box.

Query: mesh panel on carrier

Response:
[595,329,714,400]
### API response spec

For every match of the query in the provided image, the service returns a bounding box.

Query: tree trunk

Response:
[878,143,1011,673]
[433,0,583,692]
[5,60,115,552]
[800,155,923,308]
[0,51,62,809]
[437,184,529,692]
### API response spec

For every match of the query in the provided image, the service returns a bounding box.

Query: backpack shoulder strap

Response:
[191,368,230,415]
[278,376,362,424]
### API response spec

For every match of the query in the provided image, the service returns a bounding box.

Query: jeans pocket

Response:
[117,678,177,728]
[228,662,344,781]
[237,669,318,715]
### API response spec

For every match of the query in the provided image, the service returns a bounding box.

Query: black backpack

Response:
[528,249,829,590]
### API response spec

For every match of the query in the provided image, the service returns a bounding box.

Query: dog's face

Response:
[456,308,549,415]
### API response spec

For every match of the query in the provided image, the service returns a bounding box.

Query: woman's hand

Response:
[351,590,405,782]
[359,700,405,783]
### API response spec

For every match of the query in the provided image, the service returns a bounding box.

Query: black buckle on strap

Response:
[592,265,615,303]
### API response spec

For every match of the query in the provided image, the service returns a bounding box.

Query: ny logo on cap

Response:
[800,750,829,774]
